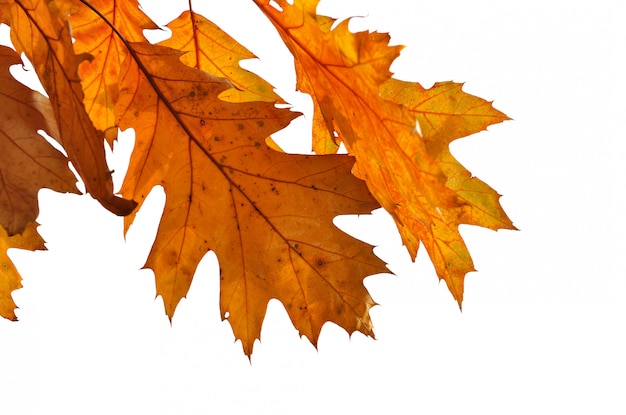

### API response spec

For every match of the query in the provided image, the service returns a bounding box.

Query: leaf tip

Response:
[100,195,138,217]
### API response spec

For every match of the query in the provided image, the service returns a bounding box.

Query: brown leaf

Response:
[0,45,78,235]
[114,42,386,355]
[0,221,45,321]
[6,0,136,216]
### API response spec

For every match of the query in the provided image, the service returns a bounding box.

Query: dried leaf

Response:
[162,10,282,103]
[255,0,514,305]
[6,0,136,215]
[0,222,45,320]
[115,42,386,355]
[0,1,514,354]
[68,0,158,143]
[0,45,78,235]
[379,79,515,231]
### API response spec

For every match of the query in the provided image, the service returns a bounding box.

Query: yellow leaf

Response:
[0,222,45,321]
[161,10,282,104]
[68,0,158,143]
[380,79,515,231]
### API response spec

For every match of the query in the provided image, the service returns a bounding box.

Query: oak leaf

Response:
[6,0,136,215]
[161,10,282,104]
[0,221,45,320]
[379,79,515,231]
[254,0,514,305]
[0,45,78,235]
[111,40,385,355]
[0,0,514,356]
[68,0,158,143]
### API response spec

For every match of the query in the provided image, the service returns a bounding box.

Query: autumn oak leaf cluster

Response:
[0,0,513,355]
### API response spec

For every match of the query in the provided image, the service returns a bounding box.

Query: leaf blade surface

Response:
[255,0,514,305]
[0,45,78,235]
[0,222,45,320]
[7,0,136,215]
[114,40,386,355]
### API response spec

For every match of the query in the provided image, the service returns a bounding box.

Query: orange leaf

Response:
[255,0,514,306]
[161,10,282,104]
[6,0,136,216]
[0,45,78,235]
[0,221,45,321]
[379,79,515,231]
[0,1,9,24]
[114,42,386,355]
[69,0,158,143]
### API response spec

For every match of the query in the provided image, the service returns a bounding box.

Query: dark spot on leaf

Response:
[317,260,324,266]
[256,120,265,127]
[189,91,195,97]
[200,119,205,125]
[237,123,244,130]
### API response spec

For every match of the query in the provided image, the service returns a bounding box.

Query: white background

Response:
[1,0,625,413]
